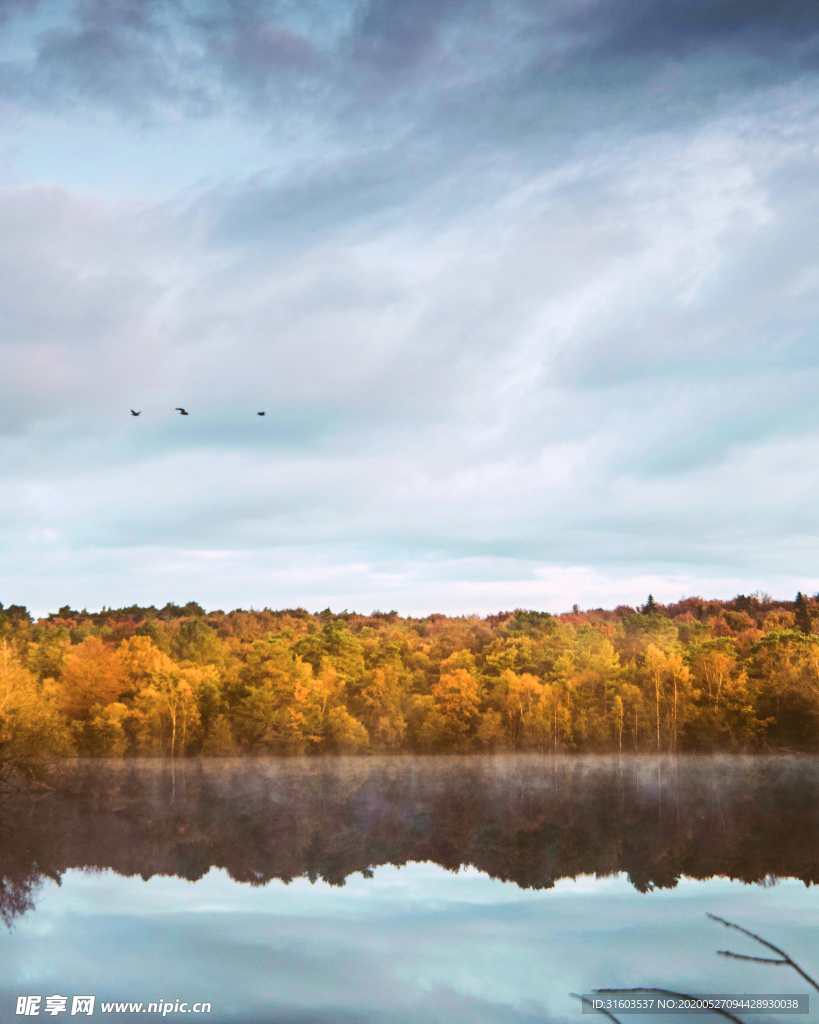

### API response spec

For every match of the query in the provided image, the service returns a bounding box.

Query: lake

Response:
[1,756,818,1023]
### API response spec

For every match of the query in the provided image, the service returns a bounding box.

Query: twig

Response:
[594,989,746,1024]
[571,992,624,1024]
[707,914,819,994]
[717,955,789,966]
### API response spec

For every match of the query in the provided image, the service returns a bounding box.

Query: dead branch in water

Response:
[584,916,817,1024]
[708,914,819,994]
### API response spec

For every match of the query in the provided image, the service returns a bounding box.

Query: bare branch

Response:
[718,954,787,965]
[707,916,791,960]
[707,915,819,994]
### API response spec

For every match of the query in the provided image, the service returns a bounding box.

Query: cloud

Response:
[0,0,815,129]
[568,0,819,63]
[0,1,819,610]
[0,0,37,23]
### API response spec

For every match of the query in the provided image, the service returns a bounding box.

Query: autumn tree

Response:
[58,636,125,720]
[431,669,481,749]
[325,706,369,752]
[640,644,692,751]
[0,641,71,764]
[360,664,407,749]
[493,670,548,750]
[751,631,819,748]
[233,638,321,753]
[137,666,207,757]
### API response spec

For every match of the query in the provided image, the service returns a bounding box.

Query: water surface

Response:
[1,756,817,1023]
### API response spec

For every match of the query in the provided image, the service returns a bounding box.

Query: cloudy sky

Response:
[2,0,819,616]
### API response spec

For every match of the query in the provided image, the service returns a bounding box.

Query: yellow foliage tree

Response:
[234,638,321,753]
[325,706,369,752]
[361,665,406,749]
[0,641,71,761]
[59,637,125,721]
[137,665,206,757]
[431,668,481,749]
[642,644,692,751]
[496,670,548,749]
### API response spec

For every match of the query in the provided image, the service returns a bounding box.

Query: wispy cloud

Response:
[1,0,818,613]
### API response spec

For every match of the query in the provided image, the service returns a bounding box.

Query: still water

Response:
[1,756,817,1023]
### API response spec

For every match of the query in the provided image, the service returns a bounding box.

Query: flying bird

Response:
[175,408,189,416]
[257,411,265,416]
[130,410,140,416]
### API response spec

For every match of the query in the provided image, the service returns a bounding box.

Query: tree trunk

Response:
[655,673,661,751]
[672,677,678,752]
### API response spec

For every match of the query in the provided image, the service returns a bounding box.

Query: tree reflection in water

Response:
[1,755,818,928]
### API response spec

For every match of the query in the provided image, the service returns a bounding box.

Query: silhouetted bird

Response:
[257,411,265,416]
[175,408,189,416]
[130,410,141,416]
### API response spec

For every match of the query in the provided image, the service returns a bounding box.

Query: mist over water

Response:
[1,756,818,1022]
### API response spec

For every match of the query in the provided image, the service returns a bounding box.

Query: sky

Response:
[2,0,819,617]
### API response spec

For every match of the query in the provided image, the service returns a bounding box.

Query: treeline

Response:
[1,592,819,757]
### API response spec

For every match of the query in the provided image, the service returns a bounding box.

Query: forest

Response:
[1,592,819,758]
